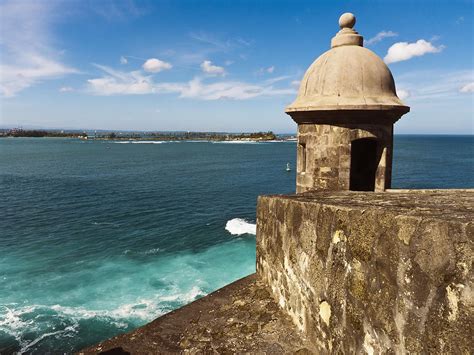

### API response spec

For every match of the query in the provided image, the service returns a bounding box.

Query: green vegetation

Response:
[1,129,288,141]
[1,129,87,138]
[95,131,278,141]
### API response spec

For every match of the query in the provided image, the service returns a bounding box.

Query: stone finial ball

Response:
[339,13,356,29]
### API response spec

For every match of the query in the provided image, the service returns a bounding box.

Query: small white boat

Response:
[286,163,291,172]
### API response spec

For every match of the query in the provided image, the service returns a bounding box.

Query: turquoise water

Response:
[0,136,472,353]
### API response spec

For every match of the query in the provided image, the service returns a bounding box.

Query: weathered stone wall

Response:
[296,123,393,193]
[257,190,473,354]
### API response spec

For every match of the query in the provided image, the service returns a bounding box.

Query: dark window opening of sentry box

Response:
[350,138,377,191]
[298,143,306,173]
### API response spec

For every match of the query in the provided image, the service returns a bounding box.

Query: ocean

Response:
[0,135,472,353]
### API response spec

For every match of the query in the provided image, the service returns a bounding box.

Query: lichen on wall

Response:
[256,190,473,354]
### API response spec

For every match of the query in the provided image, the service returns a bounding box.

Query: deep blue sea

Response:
[1,135,473,353]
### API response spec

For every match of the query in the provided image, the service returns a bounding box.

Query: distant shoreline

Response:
[1,129,471,140]
[0,129,297,142]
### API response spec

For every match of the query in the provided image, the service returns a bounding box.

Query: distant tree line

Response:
[1,129,280,141]
[2,129,87,138]
[236,131,277,140]
[93,131,278,141]
[136,131,277,141]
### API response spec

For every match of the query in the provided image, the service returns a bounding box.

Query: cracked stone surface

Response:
[79,274,312,354]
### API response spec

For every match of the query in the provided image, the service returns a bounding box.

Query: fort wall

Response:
[257,190,473,353]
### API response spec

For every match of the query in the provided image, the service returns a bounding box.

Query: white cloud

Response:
[86,64,295,100]
[460,82,474,93]
[397,89,410,100]
[366,31,398,45]
[120,56,128,64]
[264,76,292,85]
[190,32,251,52]
[190,32,231,51]
[87,76,153,95]
[235,37,252,46]
[87,64,154,95]
[0,1,78,97]
[256,66,276,75]
[396,70,473,100]
[291,80,301,87]
[157,77,294,100]
[1,56,77,97]
[59,86,74,92]
[179,32,248,66]
[384,39,445,64]
[142,58,172,73]
[200,61,226,76]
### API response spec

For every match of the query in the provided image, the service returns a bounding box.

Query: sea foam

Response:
[0,283,206,353]
[113,141,165,144]
[225,218,256,236]
[20,326,78,354]
[212,140,260,144]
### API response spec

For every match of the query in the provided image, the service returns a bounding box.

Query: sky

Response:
[0,0,473,134]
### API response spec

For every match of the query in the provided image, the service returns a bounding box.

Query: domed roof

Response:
[286,13,409,114]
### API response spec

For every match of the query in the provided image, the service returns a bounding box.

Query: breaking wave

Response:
[212,140,261,144]
[0,285,205,353]
[112,141,165,144]
[123,247,162,255]
[225,218,256,236]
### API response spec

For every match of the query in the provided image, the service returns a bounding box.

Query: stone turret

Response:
[286,13,409,193]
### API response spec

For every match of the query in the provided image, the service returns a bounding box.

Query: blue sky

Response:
[0,0,472,133]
